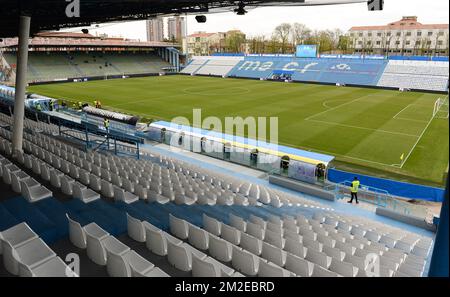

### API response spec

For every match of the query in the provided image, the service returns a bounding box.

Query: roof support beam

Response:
[12,15,31,154]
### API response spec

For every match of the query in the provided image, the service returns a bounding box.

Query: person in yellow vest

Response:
[78,101,83,110]
[94,100,97,108]
[35,102,42,112]
[97,100,102,109]
[103,118,110,132]
[348,177,360,204]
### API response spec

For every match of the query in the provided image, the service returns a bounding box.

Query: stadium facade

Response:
[349,16,449,56]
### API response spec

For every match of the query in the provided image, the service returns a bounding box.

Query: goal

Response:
[433,97,449,119]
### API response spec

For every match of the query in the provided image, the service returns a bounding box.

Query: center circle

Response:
[183,86,250,96]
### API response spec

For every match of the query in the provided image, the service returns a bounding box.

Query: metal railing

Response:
[326,180,432,221]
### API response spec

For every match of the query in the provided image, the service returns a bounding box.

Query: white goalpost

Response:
[433,96,449,119]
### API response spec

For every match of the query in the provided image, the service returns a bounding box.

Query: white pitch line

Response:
[400,107,437,168]
[393,104,412,119]
[275,141,398,168]
[394,117,428,123]
[307,119,420,138]
[305,97,365,121]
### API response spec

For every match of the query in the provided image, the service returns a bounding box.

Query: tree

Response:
[249,35,267,54]
[268,35,280,53]
[225,31,246,53]
[291,23,311,47]
[273,23,292,53]
[337,35,351,54]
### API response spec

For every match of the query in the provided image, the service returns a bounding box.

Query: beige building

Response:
[348,16,449,56]
[187,32,227,56]
[187,30,247,56]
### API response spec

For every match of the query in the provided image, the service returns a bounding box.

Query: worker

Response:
[78,101,83,110]
[103,118,110,132]
[97,100,102,109]
[35,102,42,112]
[49,100,54,111]
[348,177,360,204]
[94,100,97,108]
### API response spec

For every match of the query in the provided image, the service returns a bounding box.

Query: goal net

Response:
[433,97,449,119]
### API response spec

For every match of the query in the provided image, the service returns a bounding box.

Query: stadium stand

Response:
[181,57,210,75]
[377,60,449,91]
[183,56,449,92]
[195,57,244,77]
[0,110,434,277]
[2,52,171,82]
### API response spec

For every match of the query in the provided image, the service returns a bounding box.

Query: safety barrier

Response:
[327,168,445,202]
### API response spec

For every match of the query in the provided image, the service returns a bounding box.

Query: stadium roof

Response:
[0,0,367,37]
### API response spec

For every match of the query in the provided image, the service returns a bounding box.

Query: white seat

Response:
[50,169,63,188]
[107,249,153,277]
[89,174,102,192]
[411,245,430,258]
[284,238,306,258]
[101,180,114,198]
[240,232,263,256]
[285,253,314,277]
[203,214,221,236]
[264,229,285,249]
[329,259,358,277]
[208,234,233,262]
[232,246,260,276]
[198,193,216,205]
[221,223,241,246]
[379,235,397,249]
[394,240,414,253]
[61,176,76,196]
[21,180,52,203]
[261,242,286,267]
[167,242,207,272]
[312,265,341,277]
[131,265,170,277]
[230,213,247,232]
[85,227,112,266]
[2,164,21,185]
[5,237,56,276]
[398,263,423,277]
[169,214,190,240]
[192,254,235,277]
[336,240,356,254]
[365,230,381,243]
[73,182,100,203]
[305,249,332,269]
[174,193,197,205]
[188,225,209,251]
[19,256,75,277]
[246,221,265,240]
[258,259,293,277]
[113,186,139,204]
[249,214,267,230]
[143,221,182,256]
[127,213,146,242]
[135,184,148,200]
[323,245,345,261]
[0,222,38,273]
[11,172,38,194]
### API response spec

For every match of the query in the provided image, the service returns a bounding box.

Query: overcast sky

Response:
[76,0,449,40]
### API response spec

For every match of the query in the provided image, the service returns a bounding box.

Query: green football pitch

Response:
[28,75,449,187]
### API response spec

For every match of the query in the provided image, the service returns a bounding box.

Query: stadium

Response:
[0,0,448,281]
